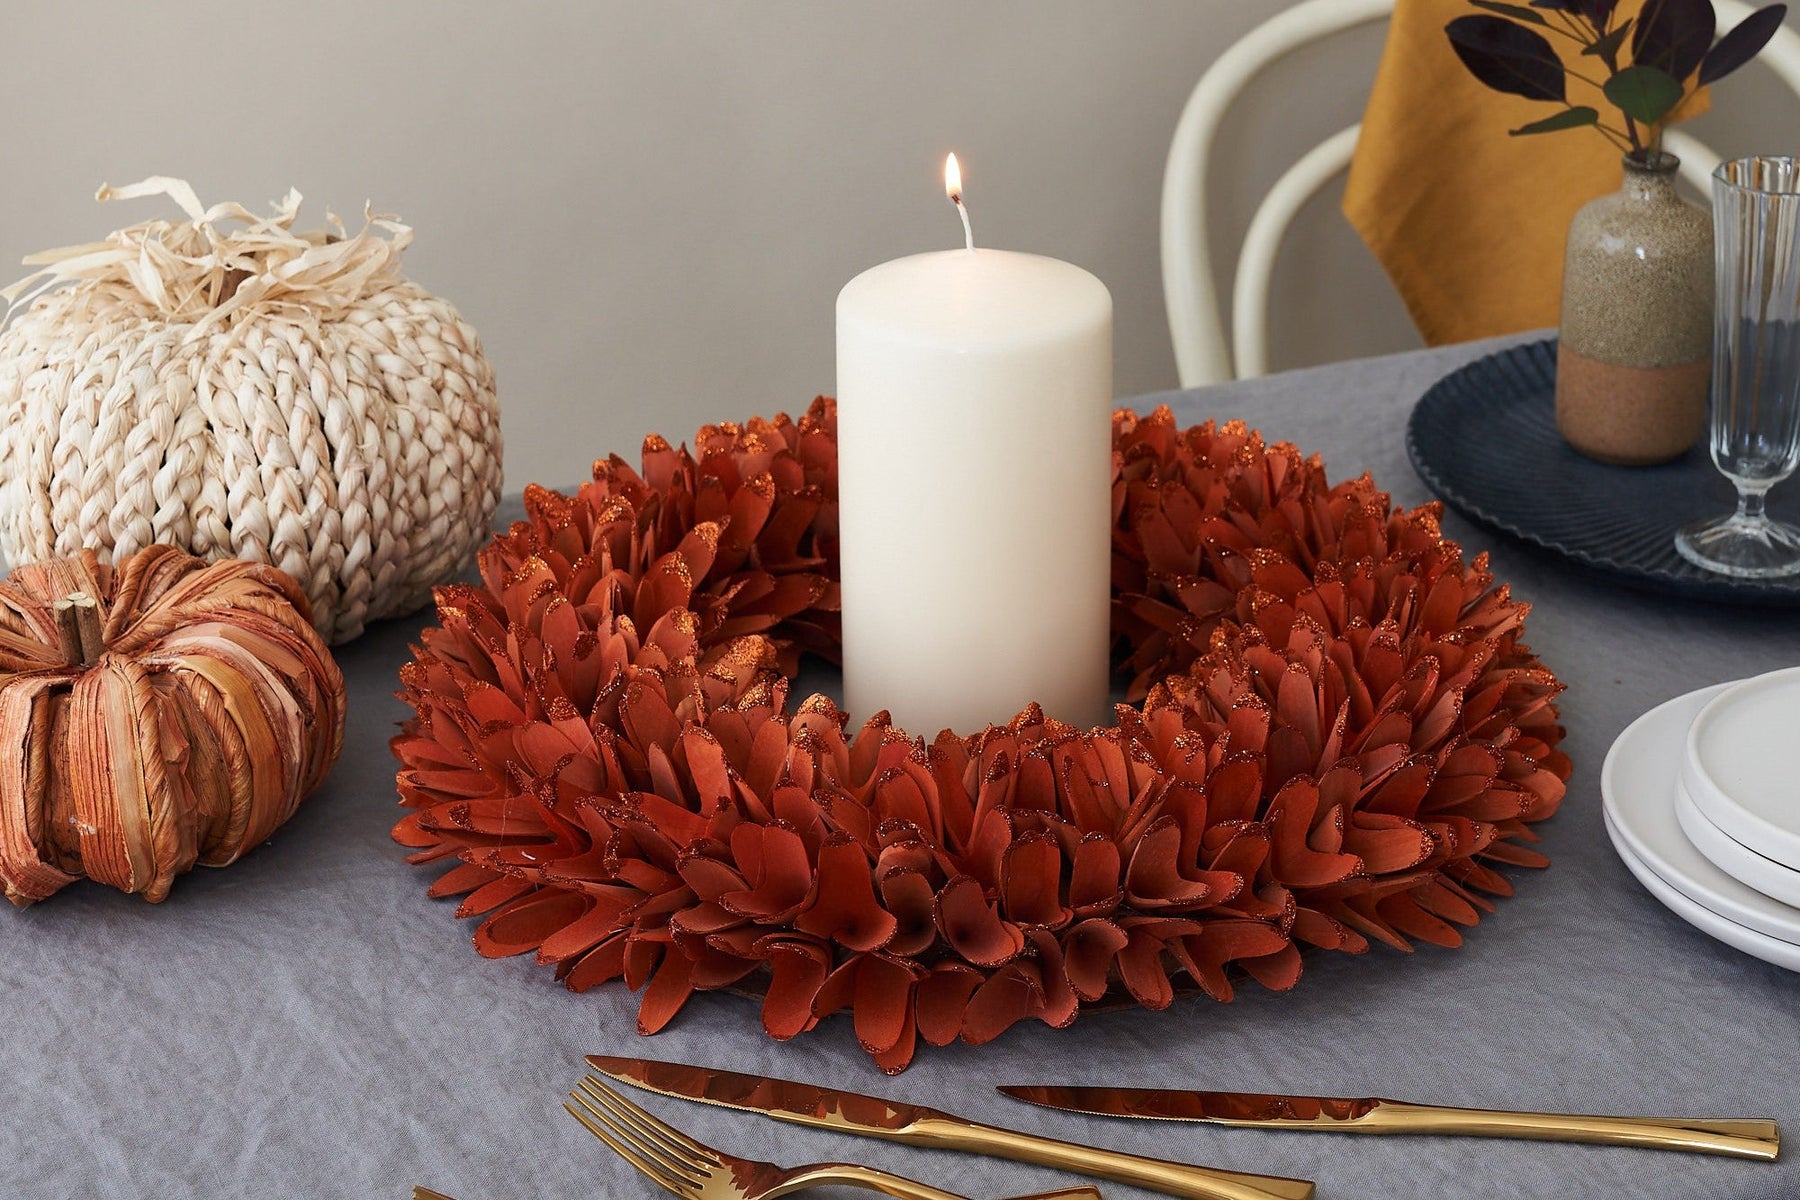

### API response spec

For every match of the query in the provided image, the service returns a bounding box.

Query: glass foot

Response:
[1675,513,1800,578]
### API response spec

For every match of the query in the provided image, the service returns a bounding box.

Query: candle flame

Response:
[944,152,974,251]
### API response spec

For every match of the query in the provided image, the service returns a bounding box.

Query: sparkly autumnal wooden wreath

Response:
[392,399,1569,1072]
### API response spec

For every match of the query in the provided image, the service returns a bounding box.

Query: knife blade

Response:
[996,1085,1780,1161]
[585,1055,1316,1200]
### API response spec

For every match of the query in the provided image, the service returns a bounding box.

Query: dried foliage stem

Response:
[1446,0,1787,156]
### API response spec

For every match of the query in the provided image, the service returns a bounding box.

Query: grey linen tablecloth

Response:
[3,333,1798,1200]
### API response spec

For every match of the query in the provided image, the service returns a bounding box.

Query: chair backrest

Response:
[1161,0,1800,388]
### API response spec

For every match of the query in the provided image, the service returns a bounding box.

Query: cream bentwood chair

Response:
[1161,0,1800,387]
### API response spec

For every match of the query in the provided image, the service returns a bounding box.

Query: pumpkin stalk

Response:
[215,267,250,305]
[53,592,104,666]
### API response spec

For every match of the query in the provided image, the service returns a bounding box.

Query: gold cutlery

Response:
[586,1055,1315,1200]
[411,1189,457,1200]
[567,1074,1103,1200]
[997,1085,1780,1162]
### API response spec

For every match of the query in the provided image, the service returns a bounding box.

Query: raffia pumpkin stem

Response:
[52,592,103,666]
[215,267,250,306]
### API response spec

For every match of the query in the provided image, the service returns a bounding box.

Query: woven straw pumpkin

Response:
[0,546,345,905]
[0,177,502,643]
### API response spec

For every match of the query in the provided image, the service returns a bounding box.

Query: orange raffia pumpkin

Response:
[0,546,345,905]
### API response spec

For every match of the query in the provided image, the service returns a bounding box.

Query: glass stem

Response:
[1735,485,1770,524]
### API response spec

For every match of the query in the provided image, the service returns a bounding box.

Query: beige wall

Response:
[2,1,1795,490]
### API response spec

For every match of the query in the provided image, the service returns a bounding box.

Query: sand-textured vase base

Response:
[1556,152,1712,466]
[1555,345,1708,465]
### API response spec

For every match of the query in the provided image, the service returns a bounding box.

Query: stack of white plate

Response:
[1602,666,1800,972]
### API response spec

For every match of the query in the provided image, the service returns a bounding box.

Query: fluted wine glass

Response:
[1676,155,1800,578]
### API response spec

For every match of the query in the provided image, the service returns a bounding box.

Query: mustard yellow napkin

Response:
[1343,0,1706,345]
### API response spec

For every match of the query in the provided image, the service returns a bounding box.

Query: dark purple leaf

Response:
[1531,0,1618,25]
[1700,4,1788,84]
[1446,14,1568,101]
[1582,20,1632,63]
[1510,105,1602,134]
[1604,63,1686,124]
[1473,1,1548,24]
[1631,0,1715,80]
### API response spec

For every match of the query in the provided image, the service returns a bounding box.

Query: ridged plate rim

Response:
[1404,338,1800,607]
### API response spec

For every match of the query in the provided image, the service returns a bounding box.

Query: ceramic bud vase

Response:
[1556,151,1713,465]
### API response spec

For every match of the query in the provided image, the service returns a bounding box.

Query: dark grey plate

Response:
[1405,338,1800,607]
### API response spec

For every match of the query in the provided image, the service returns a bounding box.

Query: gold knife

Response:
[585,1055,1316,1200]
[996,1085,1780,1161]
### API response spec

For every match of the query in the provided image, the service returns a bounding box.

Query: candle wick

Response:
[952,194,975,252]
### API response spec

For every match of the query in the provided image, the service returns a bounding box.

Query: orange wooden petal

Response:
[853,954,919,1055]
[474,890,589,958]
[934,874,1025,967]
[794,835,897,951]
[1063,917,1130,1001]
[915,963,983,1046]
[635,944,698,1034]
[961,965,1043,1045]
[1001,833,1070,928]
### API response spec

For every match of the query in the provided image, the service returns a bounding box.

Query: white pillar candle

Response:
[835,155,1113,736]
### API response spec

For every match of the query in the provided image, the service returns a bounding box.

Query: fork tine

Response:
[577,1075,716,1170]
[565,1096,702,1198]
[577,1077,702,1163]
[570,1086,710,1185]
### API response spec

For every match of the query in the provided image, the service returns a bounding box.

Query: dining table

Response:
[2,330,1796,1200]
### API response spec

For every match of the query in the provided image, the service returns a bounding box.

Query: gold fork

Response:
[566,1074,1104,1200]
